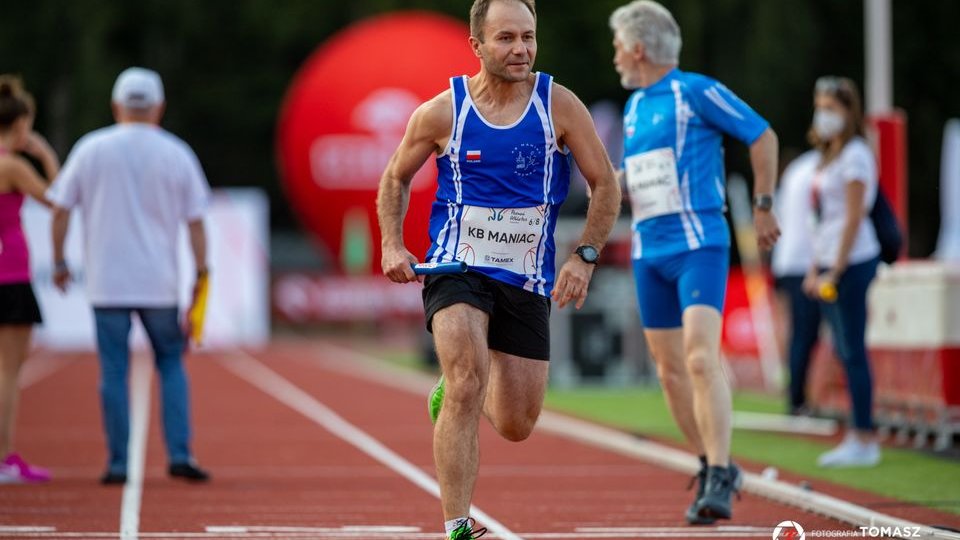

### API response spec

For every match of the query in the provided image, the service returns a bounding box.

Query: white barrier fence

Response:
[23,188,270,350]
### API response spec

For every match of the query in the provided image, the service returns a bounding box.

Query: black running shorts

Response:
[422,271,550,361]
[0,282,43,325]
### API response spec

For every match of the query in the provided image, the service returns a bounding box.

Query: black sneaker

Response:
[684,463,714,525]
[789,404,813,417]
[695,464,742,521]
[100,471,127,485]
[169,462,210,482]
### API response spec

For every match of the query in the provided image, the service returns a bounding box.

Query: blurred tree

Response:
[0,0,956,256]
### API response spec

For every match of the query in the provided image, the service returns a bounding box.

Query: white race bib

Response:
[457,205,545,275]
[625,147,683,221]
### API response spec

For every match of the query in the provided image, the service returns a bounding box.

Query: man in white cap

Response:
[48,67,211,484]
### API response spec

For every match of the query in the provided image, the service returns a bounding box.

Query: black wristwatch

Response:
[753,193,774,211]
[574,245,600,264]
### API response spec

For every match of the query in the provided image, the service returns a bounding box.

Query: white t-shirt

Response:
[48,123,210,306]
[811,137,880,268]
[772,150,819,277]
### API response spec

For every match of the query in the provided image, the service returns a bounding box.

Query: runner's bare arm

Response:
[21,131,60,182]
[551,84,622,309]
[51,206,71,292]
[4,158,54,208]
[376,92,453,284]
[750,128,780,250]
[187,219,207,274]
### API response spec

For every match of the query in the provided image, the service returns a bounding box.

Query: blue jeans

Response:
[819,257,879,431]
[775,275,822,411]
[94,307,193,474]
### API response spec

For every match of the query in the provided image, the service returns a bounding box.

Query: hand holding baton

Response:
[186,270,210,347]
[819,282,838,303]
[411,261,468,275]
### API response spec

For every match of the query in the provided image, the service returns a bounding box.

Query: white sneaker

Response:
[818,436,881,468]
[0,463,22,484]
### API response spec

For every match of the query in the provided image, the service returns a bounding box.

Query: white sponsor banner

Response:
[272,274,424,323]
[24,188,270,350]
[867,260,960,348]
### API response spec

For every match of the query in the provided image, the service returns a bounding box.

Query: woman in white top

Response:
[803,76,881,468]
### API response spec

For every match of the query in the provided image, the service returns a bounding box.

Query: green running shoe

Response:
[428,375,445,424]
[449,517,486,539]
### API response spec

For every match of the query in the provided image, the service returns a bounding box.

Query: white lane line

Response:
[0,531,765,539]
[732,410,838,436]
[0,527,824,538]
[205,525,776,538]
[220,351,524,540]
[301,341,960,540]
[574,526,772,537]
[120,354,152,540]
[18,354,72,389]
[205,526,432,537]
[1,533,435,539]
[578,526,770,531]
[206,526,422,533]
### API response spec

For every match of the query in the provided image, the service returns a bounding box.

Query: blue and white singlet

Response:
[427,72,571,296]
[622,68,769,259]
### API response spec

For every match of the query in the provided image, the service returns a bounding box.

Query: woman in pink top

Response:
[0,75,59,483]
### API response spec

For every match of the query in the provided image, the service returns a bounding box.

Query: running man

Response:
[377,1,621,537]
[609,0,779,524]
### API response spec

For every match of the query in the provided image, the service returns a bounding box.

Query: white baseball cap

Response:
[111,67,164,109]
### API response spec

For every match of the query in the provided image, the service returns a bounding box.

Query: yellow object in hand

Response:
[188,272,210,345]
[819,282,838,303]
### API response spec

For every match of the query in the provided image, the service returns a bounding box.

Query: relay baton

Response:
[187,272,210,345]
[412,261,467,275]
[819,282,838,303]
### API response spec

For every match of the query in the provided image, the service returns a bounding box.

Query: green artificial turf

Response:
[545,387,960,516]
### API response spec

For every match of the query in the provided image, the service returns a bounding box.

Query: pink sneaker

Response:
[0,453,51,483]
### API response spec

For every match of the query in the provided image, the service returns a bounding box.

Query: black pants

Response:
[775,274,821,411]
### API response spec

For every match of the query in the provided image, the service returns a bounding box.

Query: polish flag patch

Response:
[465,150,481,162]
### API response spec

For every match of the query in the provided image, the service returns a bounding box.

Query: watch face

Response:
[578,245,599,263]
[754,195,774,211]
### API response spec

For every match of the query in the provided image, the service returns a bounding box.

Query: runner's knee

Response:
[684,347,716,379]
[656,362,687,392]
[444,370,485,413]
[491,410,539,442]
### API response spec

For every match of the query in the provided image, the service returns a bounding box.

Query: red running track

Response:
[1,337,955,539]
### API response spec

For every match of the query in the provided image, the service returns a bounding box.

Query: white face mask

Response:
[813,109,845,139]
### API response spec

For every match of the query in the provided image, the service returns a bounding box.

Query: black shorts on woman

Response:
[422,271,550,361]
[0,282,42,324]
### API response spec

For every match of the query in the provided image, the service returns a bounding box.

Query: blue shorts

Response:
[632,246,729,329]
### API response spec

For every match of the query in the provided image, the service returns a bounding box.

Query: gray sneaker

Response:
[685,462,713,525]
[693,463,742,521]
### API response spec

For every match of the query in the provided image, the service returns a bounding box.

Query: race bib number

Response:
[625,147,683,221]
[457,205,545,275]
